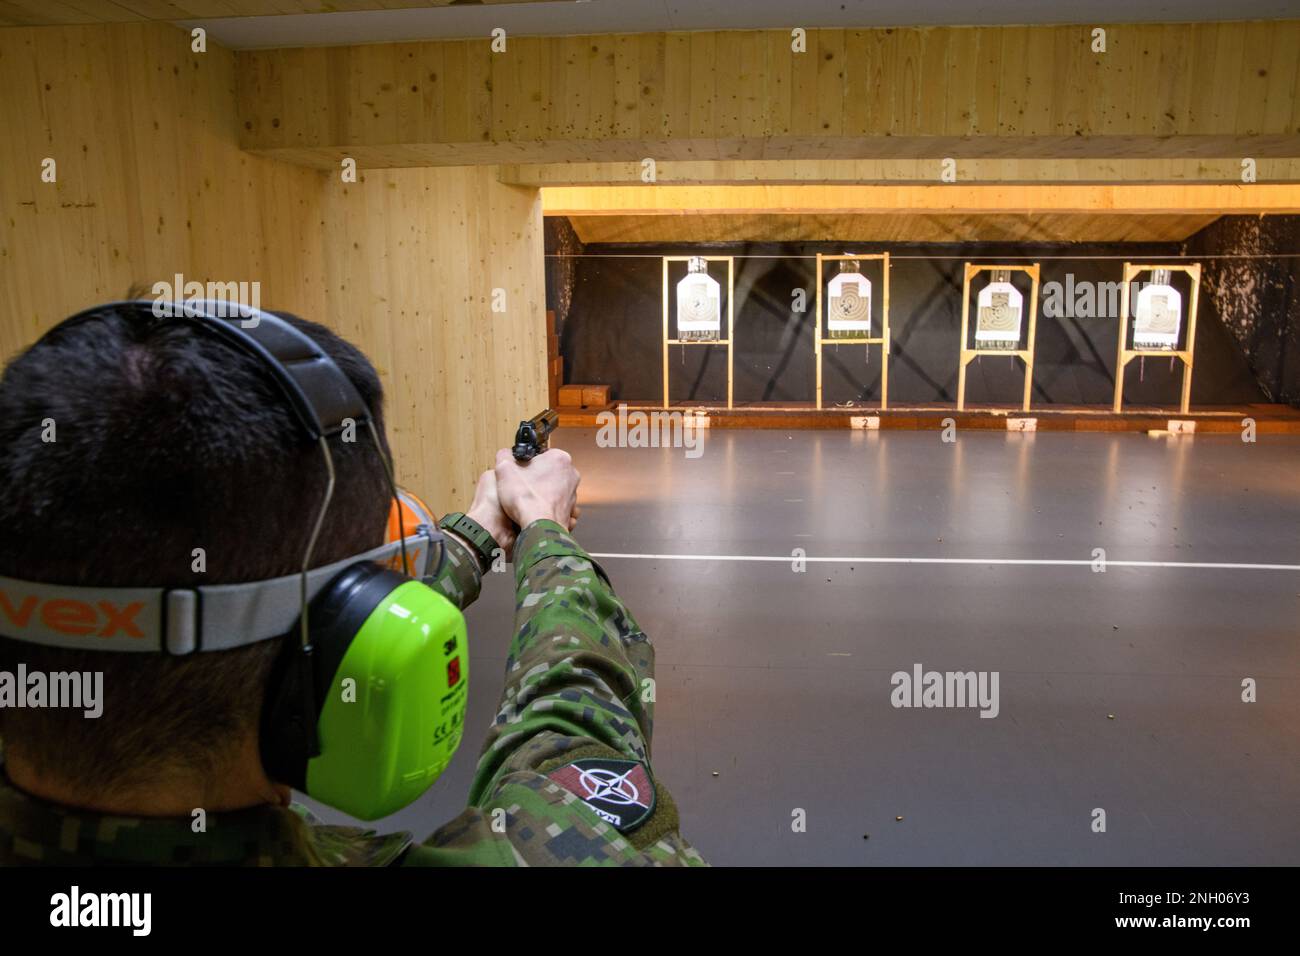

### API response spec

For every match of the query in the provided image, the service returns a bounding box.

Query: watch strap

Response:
[438,512,499,572]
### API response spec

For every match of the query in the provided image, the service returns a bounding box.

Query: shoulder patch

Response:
[547,757,656,833]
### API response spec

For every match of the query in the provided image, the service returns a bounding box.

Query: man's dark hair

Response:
[0,303,392,794]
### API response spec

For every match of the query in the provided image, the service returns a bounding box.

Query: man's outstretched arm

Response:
[467,517,656,799]
[441,448,702,865]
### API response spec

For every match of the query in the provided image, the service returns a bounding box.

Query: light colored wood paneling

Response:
[236,23,1300,168]
[0,22,547,509]
[0,22,327,360]
[563,213,1223,245]
[320,167,547,505]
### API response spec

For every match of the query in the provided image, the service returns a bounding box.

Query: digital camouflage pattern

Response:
[404,520,704,866]
[425,529,482,610]
[0,521,704,866]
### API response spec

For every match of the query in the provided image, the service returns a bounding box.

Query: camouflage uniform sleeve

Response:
[468,519,654,798]
[411,520,704,865]
[424,531,483,611]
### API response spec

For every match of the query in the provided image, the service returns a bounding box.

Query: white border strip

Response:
[588,552,1300,572]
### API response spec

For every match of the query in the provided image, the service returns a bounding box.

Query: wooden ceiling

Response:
[562,213,1223,245]
[0,1,537,28]
[236,22,1300,168]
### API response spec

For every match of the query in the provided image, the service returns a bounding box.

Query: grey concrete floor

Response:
[309,429,1300,865]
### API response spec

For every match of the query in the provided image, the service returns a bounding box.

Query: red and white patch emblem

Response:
[548,757,656,832]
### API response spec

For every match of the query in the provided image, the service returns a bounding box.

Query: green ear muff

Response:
[309,576,468,820]
[261,562,469,821]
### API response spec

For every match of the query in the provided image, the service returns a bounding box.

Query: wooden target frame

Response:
[815,252,891,410]
[957,263,1041,412]
[1112,261,1202,415]
[661,255,735,409]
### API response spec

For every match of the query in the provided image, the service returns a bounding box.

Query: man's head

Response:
[0,303,392,802]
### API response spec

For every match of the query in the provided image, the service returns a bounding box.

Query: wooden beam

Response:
[236,23,1300,169]
[500,158,1300,186]
[541,183,1300,217]
[0,1,536,28]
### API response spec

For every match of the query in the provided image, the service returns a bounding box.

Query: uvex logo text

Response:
[0,588,145,638]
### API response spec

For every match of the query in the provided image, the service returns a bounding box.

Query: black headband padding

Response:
[45,300,372,441]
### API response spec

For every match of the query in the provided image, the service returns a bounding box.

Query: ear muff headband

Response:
[47,300,371,440]
[0,531,435,655]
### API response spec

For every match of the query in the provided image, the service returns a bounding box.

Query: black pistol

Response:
[512,409,559,462]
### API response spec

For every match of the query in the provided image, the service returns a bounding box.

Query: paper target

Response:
[978,292,1019,332]
[1134,285,1182,349]
[975,280,1023,347]
[676,272,721,339]
[1139,294,1179,333]
[827,273,872,335]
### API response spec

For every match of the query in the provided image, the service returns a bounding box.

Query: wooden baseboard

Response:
[554,402,1300,434]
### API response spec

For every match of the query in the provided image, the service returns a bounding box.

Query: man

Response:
[0,302,703,866]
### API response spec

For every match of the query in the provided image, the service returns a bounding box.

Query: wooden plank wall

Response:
[0,22,328,359]
[0,22,548,509]
[236,22,1300,168]
[320,167,546,505]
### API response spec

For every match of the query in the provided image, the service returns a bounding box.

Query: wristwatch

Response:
[438,512,500,573]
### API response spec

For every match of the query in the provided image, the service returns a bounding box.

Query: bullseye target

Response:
[827,272,872,337]
[676,268,721,340]
[1133,276,1182,349]
[974,271,1024,349]
[978,293,1018,332]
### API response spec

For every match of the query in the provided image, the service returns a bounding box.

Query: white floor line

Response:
[587,552,1300,572]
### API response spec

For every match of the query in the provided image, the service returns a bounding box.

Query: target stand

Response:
[661,256,735,410]
[815,253,891,410]
[956,263,1041,412]
[1112,261,1202,415]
